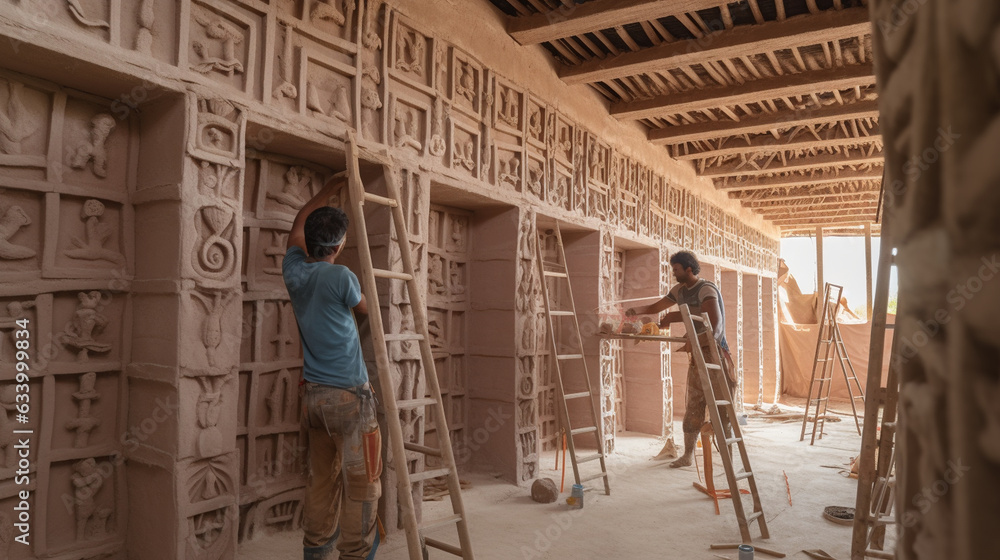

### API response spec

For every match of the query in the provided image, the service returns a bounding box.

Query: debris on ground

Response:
[822,506,855,525]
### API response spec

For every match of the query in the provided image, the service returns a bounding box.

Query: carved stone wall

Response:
[513,209,538,482]
[0,72,132,560]
[871,0,1000,557]
[597,228,618,453]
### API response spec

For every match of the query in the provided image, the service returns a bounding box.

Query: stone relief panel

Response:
[450,50,481,119]
[514,209,539,482]
[598,228,617,453]
[450,122,479,179]
[186,1,261,95]
[390,15,431,90]
[389,94,427,156]
[659,246,674,441]
[304,53,356,128]
[359,0,385,142]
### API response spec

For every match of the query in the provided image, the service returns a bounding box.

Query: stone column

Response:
[129,92,245,560]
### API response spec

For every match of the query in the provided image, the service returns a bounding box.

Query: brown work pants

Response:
[682,341,737,435]
[302,382,382,560]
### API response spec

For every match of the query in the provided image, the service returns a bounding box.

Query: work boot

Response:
[303,529,339,560]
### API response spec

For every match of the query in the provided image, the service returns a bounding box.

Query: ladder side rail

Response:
[383,166,476,559]
[801,284,835,441]
[813,284,844,443]
[344,140,425,560]
[851,211,896,560]
[553,226,610,495]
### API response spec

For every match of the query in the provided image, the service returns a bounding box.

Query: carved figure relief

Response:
[263,231,288,275]
[395,27,425,77]
[0,385,20,471]
[190,97,242,162]
[193,370,233,459]
[269,301,295,359]
[61,291,112,362]
[306,81,352,123]
[135,0,155,54]
[266,369,295,425]
[192,206,237,281]
[0,80,41,154]
[191,289,238,371]
[64,199,124,266]
[191,10,245,76]
[67,0,110,29]
[273,23,298,100]
[66,372,101,448]
[71,458,112,541]
[0,203,34,260]
[427,253,445,295]
[311,0,347,25]
[435,44,449,94]
[498,153,520,188]
[428,96,448,156]
[453,136,475,172]
[527,106,542,142]
[454,60,475,105]
[481,121,492,177]
[526,160,543,198]
[360,0,384,140]
[69,113,115,178]
[393,104,422,151]
[267,166,312,209]
[497,85,518,128]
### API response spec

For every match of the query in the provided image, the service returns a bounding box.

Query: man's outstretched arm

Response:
[626,295,676,318]
[286,173,347,252]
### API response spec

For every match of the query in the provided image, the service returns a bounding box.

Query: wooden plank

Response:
[700,148,883,178]
[770,213,877,225]
[507,0,725,46]
[864,222,873,319]
[715,167,884,191]
[612,63,875,120]
[560,7,872,84]
[649,99,881,145]
[758,206,880,220]
[672,126,881,160]
[755,202,880,215]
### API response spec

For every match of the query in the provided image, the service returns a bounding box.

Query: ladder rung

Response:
[403,442,442,457]
[579,471,609,483]
[373,268,414,281]
[397,398,437,409]
[746,511,764,524]
[724,436,742,446]
[420,514,463,532]
[408,467,452,483]
[706,363,722,370]
[864,549,895,559]
[549,310,575,316]
[384,333,425,342]
[557,353,584,360]
[424,537,463,556]
[577,453,603,464]
[873,515,897,526]
[570,426,598,436]
[734,471,753,481]
[544,270,568,278]
[689,315,705,322]
[362,191,399,207]
[564,391,591,400]
[715,400,731,406]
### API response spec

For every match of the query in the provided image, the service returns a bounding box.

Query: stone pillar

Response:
[129,92,245,560]
[659,245,675,445]
[597,228,618,453]
[871,0,1000,557]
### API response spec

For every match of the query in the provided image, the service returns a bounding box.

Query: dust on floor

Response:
[238,416,867,559]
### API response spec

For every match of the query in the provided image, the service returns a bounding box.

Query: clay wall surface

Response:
[0,0,782,558]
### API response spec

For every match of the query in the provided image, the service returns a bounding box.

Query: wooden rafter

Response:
[715,167,884,192]
[611,64,875,120]
[561,7,872,84]
[770,213,877,225]
[699,148,883,178]
[740,191,881,205]
[506,0,726,46]
[672,123,881,160]
[755,202,880,216]
[649,99,880,145]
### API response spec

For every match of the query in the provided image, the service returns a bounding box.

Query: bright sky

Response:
[780,234,898,316]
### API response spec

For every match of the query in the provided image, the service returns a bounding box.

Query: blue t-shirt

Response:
[282,246,368,388]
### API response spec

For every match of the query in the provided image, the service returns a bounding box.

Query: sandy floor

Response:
[238,412,868,559]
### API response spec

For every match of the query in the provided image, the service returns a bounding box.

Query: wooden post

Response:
[815,226,824,313]
[864,223,873,320]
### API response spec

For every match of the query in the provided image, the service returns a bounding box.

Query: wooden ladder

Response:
[800,283,865,443]
[535,224,611,495]
[345,134,475,560]
[851,222,899,560]
[679,304,769,544]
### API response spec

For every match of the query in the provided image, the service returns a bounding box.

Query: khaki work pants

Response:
[682,340,737,435]
[302,382,382,560]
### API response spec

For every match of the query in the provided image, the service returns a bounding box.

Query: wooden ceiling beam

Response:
[699,148,883,178]
[716,167,883,191]
[740,191,880,205]
[650,99,880,145]
[612,63,875,120]
[769,213,878,225]
[560,7,871,84]
[507,0,725,46]
[671,125,881,160]
[755,203,880,216]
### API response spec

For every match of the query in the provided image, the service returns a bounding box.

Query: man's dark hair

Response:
[304,207,348,259]
[669,251,700,275]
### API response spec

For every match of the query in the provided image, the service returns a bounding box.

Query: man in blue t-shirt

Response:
[283,176,381,560]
